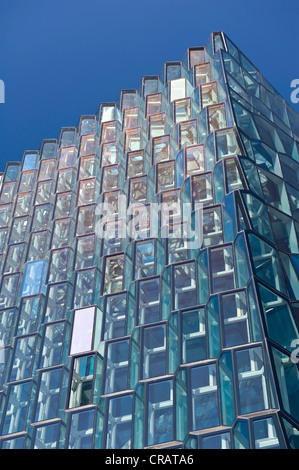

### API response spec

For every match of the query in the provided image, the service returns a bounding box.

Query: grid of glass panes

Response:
[0,31,298,450]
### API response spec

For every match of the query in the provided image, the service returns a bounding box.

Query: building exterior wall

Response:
[0,32,299,449]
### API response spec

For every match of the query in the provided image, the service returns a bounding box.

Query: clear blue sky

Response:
[0,0,298,171]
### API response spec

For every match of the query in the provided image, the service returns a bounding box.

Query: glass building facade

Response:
[0,31,299,449]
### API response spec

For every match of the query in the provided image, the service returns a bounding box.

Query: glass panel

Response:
[281,417,299,449]
[77,179,96,205]
[2,381,31,435]
[79,156,96,179]
[38,159,55,181]
[233,420,250,449]
[125,128,141,153]
[21,260,47,297]
[146,94,162,116]
[76,205,95,236]
[14,192,33,216]
[170,78,185,101]
[33,422,60,449]
[157,161,175,192]
[242,192,273,243]
[9,335,36,381]
[191,364,219,431]
[268,207,298,253]
[80,118,95,135]
[174,262,197,309]
[189,49,205,68]
[101,142,117,166]
[258,168,291,215]
[122,92,136,110]
[175,98,191,124]
[222,291,249,347]
[272,347,299,422]
[135,241,155,280]
[23,152,38,171]
[75,234,95,270]
[123,107,139,130]
[142,324,166,379]
[127,151,144,178]
[10,216,29,243]
[44,282,69,322]
[103,293,127,340]
[0,273,19,308]
[101,121,117,143]
[1,436,27,449]
[36,180,52,205]
[39,321,65,369]
[16,296,41,335]
[79,135,95,157]
[150,114,166,138]
[252,417,283,449]
[147,380,173,446]
[143,78,158,97]
[55,192,73,219]
[70,307,95,355]
[181,308,206,363]
[203,206,223,247]
[138,278,160,325]
[201,82,218,107]
[235,347,269,415]
[104,339,129,394]
[58,147,77,169]
[101,166,118,192]
[185,145,204,176]
[60,129,75,147]
[180,120,198,147]
[219,351,235,426]
[0,308,14,346]
[224,158,243,193]
[258,283,298,351]
[32,204,51,232]
[67,409,95,449]
[200,432,231,449]
[0,182,16,204]
[192,173,213,206]
[106,394,133,449]
[41,141,56,159]
[52,219,72,249]
[195,63,211,87]
[208,104,227,132]
[153,135,170,163]
[100,106,115,123]
[130,176,147,204]
[19,171,36,193]
[210,245,235,293]
[216,128,242,159]
[248,233,286,295]
[69,355,95,408]
[48,248,71,283]
[33,368,63,422]
[57,168,75,192]
[4,243,26,273]
[103,254,124,294]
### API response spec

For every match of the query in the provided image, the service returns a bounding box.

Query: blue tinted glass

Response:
[190,364,219,430]
[22,153,38,171]
[68,409,95,449]
[21,260,48,297]
[147,380,173,445]
[34,422,60,449]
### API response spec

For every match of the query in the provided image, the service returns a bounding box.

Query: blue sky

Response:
[0,0,298,171]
